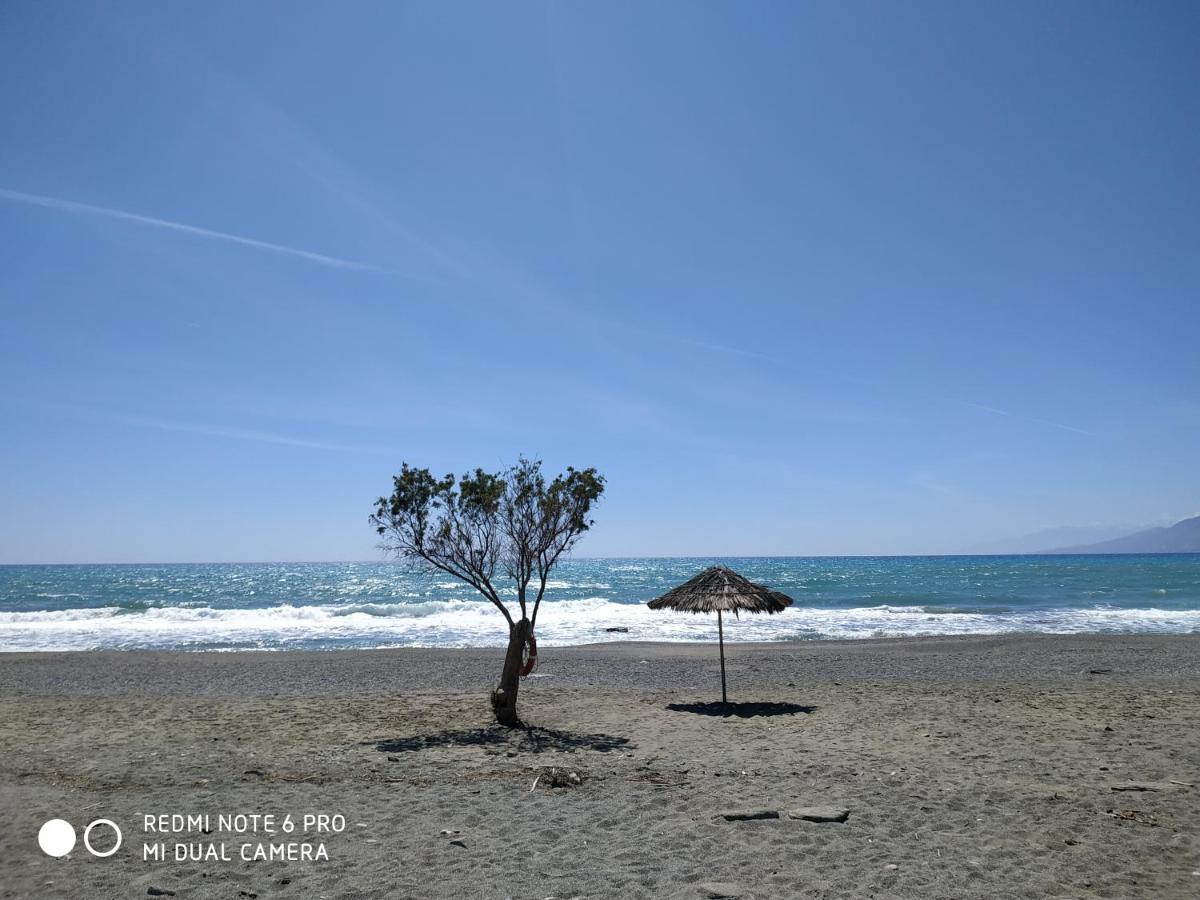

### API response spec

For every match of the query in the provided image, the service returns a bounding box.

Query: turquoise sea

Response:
[1,555,1198,651]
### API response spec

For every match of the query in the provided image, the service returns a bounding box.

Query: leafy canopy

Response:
[370,458,604,627]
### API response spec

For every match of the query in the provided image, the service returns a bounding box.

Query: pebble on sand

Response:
[718,810,780,821]
[788,806,851,823]
[1109,782,1176,792]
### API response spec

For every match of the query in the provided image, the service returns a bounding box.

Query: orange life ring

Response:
[519,633,538,677]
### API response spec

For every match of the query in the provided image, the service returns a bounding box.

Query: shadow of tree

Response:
[667,701,816,718]
[375,726,631,754]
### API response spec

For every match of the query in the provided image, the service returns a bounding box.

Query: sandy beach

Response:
[1,634,1198,899]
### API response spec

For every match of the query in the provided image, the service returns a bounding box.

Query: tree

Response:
[371,458,604,726]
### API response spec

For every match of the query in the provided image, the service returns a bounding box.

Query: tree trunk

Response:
[491,617,531,727]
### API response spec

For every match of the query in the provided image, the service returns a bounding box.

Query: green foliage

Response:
[370,458,605,626]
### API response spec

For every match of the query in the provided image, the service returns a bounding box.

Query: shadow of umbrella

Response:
[667,701,815,718]
[647,565,794,705]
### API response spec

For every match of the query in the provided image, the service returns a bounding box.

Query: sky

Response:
[1,1,1198,563]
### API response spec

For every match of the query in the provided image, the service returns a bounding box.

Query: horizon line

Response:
[2,550,1194,567]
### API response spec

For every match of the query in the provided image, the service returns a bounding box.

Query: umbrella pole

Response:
[718,609,728,705]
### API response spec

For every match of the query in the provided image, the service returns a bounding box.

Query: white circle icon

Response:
[83,819,122,858]
[38,819,76,857]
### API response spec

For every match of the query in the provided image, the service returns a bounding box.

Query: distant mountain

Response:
[1044,515,1200,554]
[962,524,1138,556]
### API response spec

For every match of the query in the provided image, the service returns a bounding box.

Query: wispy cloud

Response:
[0,187,407,275]
[908,469,959,496]
[666,335,788,366]
[951,399,1095,437]
[112,414,360,451]
[110,19,455,272]
[657,331,1095,438]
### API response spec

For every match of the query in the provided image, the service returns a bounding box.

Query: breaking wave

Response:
[1,597,1197,652]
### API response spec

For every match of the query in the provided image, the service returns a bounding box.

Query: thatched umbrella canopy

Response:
[648,566,793,703]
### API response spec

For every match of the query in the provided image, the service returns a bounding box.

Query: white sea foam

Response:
[0,598,1197,651]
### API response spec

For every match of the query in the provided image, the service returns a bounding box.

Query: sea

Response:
[1,555,1198,652]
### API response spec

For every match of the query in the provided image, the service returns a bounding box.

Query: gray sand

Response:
[2,634,1198,898]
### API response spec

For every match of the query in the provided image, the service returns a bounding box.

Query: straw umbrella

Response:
[647,565,794,704]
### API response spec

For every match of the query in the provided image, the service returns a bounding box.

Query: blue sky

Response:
[1,1,1198,563]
